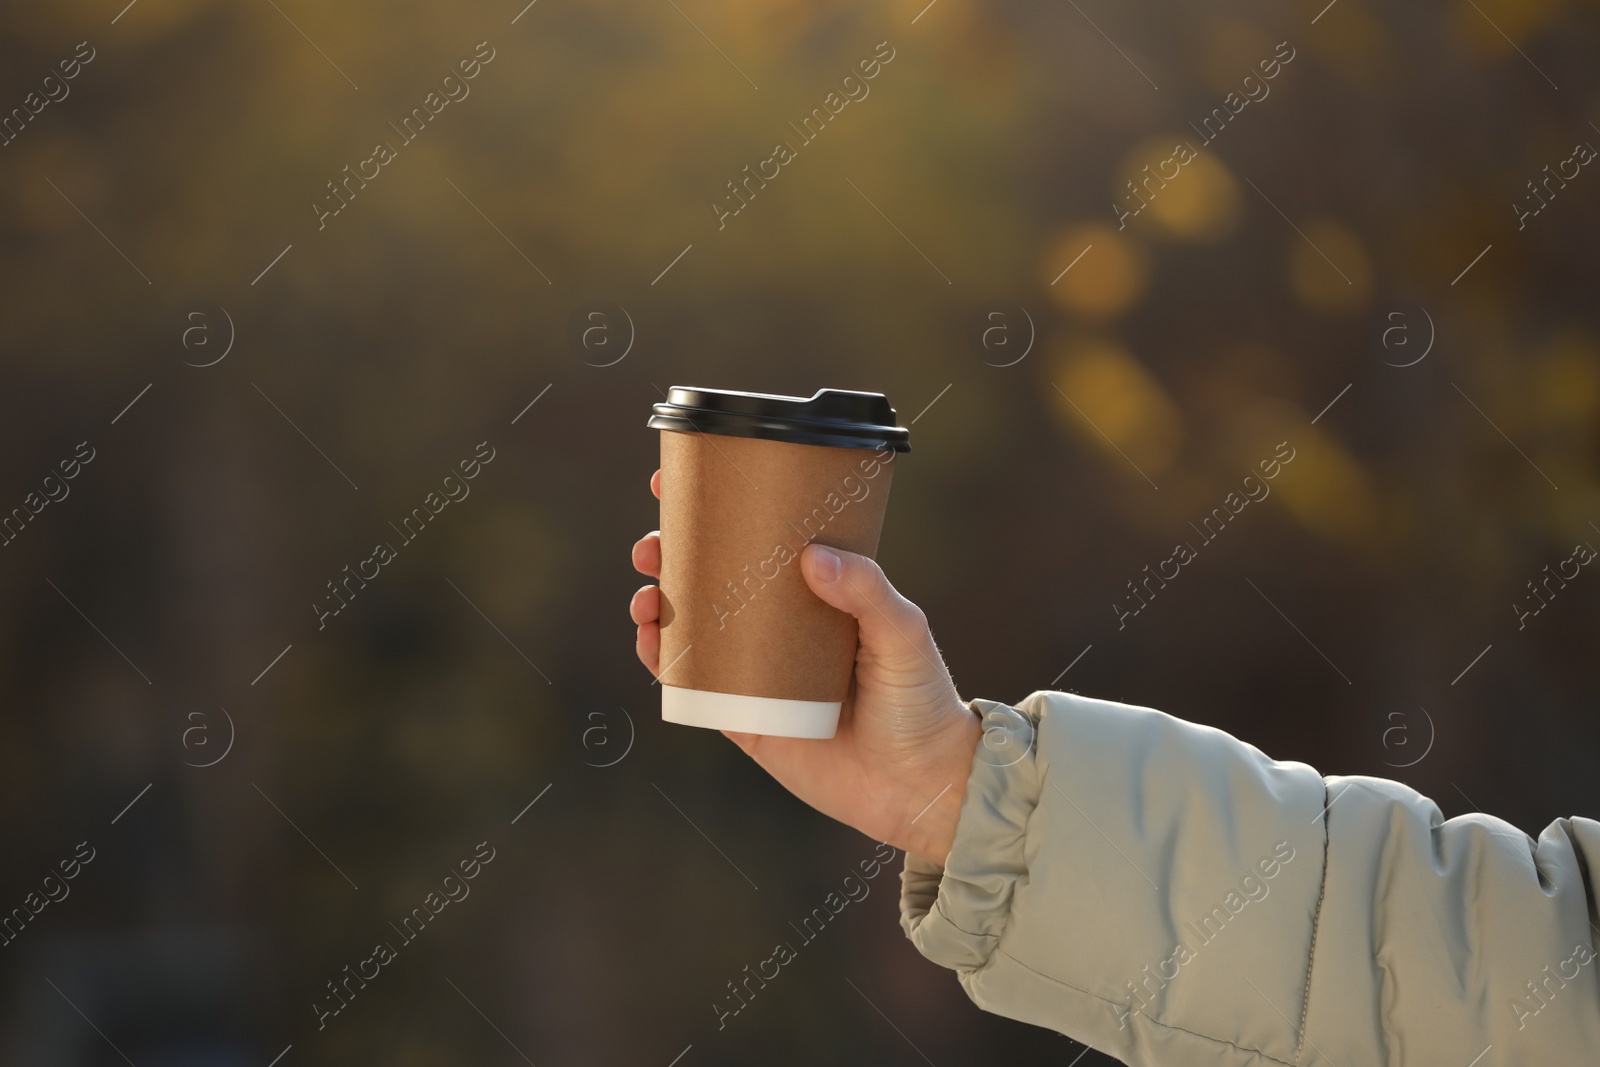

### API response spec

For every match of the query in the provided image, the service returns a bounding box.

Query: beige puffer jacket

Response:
[900,692,1600,1066]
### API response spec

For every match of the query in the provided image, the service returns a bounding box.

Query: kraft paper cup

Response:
[647,386,911,739]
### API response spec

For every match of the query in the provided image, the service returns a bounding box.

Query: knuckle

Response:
[858,554,890,592]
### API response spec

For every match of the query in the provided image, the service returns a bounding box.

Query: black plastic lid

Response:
[648,386,911,453]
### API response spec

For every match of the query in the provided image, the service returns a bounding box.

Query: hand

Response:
[630,469,981,864]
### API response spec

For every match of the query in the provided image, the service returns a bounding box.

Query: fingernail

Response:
[811,544,841,582]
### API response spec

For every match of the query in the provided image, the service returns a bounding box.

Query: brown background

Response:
[0,0,1597,1064]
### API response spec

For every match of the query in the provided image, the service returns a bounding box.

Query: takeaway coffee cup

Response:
[647,386,911,739]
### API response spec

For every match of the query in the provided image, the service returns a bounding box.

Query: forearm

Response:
[900,691,1600,1065]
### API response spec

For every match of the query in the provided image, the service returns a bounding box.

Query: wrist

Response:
[900,702,981,866]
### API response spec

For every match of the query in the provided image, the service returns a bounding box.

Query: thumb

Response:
[800,544,933,663]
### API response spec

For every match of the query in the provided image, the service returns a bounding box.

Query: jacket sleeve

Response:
[899,691,1600,1066]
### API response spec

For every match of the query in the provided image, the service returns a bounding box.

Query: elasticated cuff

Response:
[899,698,1041,972]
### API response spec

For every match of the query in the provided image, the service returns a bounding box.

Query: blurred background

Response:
[2,0,1598,1063]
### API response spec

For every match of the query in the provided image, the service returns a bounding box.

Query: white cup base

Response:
[661,684,841,739]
